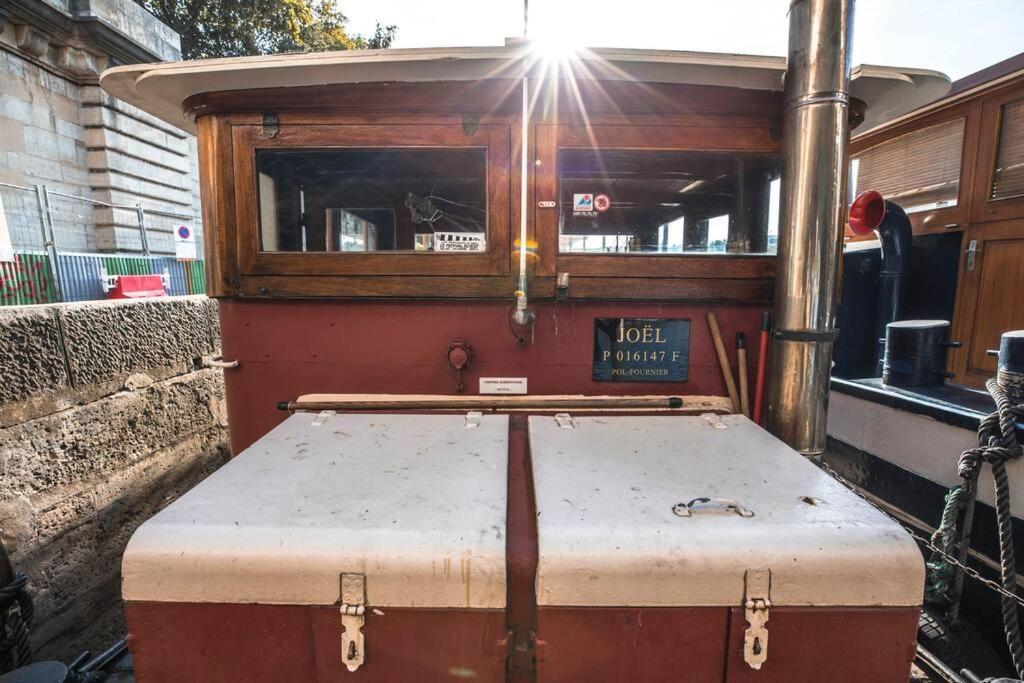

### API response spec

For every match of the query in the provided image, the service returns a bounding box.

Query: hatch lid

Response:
[530,414,923,608]
[122,412,508,608]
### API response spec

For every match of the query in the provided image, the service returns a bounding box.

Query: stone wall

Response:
[0,295,229,660]
[0,0,202,256]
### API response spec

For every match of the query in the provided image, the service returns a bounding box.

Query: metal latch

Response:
[965,239,982,271]
[743,567,771,670]
[554,413,576,429]
[262,113,280,138]
[340,573,366,672]
[555,272,570,302]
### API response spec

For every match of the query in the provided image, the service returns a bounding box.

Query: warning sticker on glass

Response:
[573,194,594,213]
[435,232,487,252]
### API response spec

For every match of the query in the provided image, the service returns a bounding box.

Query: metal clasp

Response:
[743,567,771,670]
[340,573,366,672]
[672,497,754,518]
[554,413,576,429]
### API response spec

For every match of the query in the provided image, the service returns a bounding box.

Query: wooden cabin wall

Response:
[188,80,781,304]
[849,72,1024,388]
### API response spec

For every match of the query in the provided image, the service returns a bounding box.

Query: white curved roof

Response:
[100,45,950,133]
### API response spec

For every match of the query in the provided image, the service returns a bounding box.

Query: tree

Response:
[138,0,396,60]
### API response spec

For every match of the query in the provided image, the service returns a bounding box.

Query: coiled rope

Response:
[929,378,1024,676]
[0,569,33,674]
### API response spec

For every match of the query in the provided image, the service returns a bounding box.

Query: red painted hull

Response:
[219,300,766,452]
[125,601,918,682]
[126,602,508,683]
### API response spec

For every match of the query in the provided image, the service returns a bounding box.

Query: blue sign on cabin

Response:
[593,318,690,382]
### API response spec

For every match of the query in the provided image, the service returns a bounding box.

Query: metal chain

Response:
[818,461,1024,611]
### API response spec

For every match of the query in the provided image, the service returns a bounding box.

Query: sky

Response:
[342,0,1024,82]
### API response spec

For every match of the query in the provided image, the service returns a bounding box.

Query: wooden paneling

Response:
[230,122,512,277]
[950,219,1024,387]
[194,80,782,301]
[536,122,781,280]
[184,80,783,120]
[196,115,238,297]
[848,103,982,239]
[971,88,1024,222]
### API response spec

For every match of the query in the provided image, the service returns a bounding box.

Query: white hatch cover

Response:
[122,412,508,608]
[530,414,924,608]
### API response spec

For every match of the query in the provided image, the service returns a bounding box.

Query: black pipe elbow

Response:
[849,191,914,374]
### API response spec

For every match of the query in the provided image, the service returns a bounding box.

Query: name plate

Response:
[593,318,690,382]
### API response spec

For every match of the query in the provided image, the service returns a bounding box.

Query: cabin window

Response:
[991,98,1024,202]
[556,150,780,255]
[850,118,965,214]
[255,148,488,254]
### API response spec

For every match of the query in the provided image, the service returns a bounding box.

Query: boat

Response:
[18,0,1009,680]
[824,53,1024,679]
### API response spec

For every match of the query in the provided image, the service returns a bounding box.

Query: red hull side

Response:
[723,606,920,682]
[536,607,729,682]
[536,606,919,683]
[219,300,765,453]
[126,602,508,683]
[126,602,919,682]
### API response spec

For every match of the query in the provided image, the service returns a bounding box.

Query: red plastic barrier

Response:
[107,274,167,299]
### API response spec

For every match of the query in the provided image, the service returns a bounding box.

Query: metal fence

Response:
[0,181,206,306]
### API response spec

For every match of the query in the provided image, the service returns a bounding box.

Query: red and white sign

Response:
[175,224,197,261]
[594,194,611,212]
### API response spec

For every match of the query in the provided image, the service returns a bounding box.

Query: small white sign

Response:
[0,194,14,263]
[479,377,528,395]
[435,232,486,252]
[174,224,197,260]
[573,193,594,213]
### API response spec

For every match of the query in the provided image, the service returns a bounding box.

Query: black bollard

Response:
[882,320,959,388]
[997,330,1024,405]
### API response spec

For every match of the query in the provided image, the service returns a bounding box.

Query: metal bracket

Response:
[555,272,570,302]
[262,113,280,138]
[461,113,479,136]
[340,573,366,672]
[743,567,771,670]
[554,413,576,429]
[701,413,728,429]
[312,410,336,426]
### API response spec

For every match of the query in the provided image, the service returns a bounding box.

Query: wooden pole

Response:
[706,311,740,413]
[280,394,737,413]
[737,332,750,417]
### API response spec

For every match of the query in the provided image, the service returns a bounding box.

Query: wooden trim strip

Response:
[284,393,733,413]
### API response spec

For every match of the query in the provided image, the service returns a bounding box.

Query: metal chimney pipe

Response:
[766,0,854,455]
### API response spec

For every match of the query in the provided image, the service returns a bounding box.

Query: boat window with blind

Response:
[849,118,965,214]
[557,149,781,255]
[991,98,1024,202]
[256,148,488,254]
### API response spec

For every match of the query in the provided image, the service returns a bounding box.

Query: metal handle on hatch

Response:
[203,354,239,369]
[673,497,755,518]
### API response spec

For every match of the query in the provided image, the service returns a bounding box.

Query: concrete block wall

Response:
[0,295,230,660]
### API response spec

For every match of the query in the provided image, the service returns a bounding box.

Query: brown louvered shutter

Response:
[991,98,1024,201]
[852,118,965,213]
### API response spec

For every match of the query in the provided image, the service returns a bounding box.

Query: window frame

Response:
[971,88,1024,223]
[534,122,778,280]
[848,108,978,240]
[232,122,511,277]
